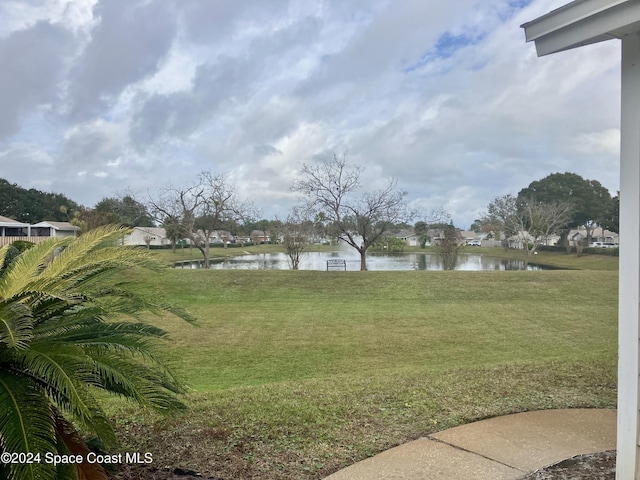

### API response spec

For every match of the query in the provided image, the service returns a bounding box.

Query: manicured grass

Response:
[109,267,618,479]
[479,247,618,271]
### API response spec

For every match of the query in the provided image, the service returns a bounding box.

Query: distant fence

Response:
[0,236,51,247]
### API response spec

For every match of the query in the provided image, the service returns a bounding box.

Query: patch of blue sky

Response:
[509,0,534,9]
[403,31,482,74]
[497,0,535,21]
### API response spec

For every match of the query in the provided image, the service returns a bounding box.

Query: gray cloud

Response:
[130,15,322,151]
[0,21,72,139]
[67,0,176,119]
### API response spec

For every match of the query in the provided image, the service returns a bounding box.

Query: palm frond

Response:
[0,225,195,468]
[0,300,33,350]
[86,351,186,411]
[0,237,71,299]
[9,346,117,446]
[0,244,11,272]
[0,370,57,480]
[36,320,168,346]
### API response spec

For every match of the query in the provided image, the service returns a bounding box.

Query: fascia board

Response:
[522,0,629,41]
[523,0,640,56]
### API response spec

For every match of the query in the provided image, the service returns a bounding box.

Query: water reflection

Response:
[176,252,546,271]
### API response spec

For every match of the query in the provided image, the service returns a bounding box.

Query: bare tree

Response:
[148,171,253,268]
[291,153,410,271]
[484,194,573,257]
[516,199,574,256]
[282,208,313,270]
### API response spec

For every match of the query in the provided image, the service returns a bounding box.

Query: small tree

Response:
[292,153,410,271]
[483,194,572,256]
[414,208,450,248]
[163,216,186,253]
[414,221,430,248]
[143,234,153,249]
[516,199,574,256]
[282,209,313,270]
[436,224,461,270]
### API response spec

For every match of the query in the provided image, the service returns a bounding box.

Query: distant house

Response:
[507,231,560,249]
[123,227,170,247]
[394,229,420,247]
[0,215,30,238]
[569,227,618,246]
[180,230,233,246]
[459,230,481,246]
[31,221,79,238]
[429,228,468,246]
[250,230,270,244]
[210,230,233,244]
[0,217,80,246]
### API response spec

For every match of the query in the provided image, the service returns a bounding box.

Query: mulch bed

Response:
[112,450,617,480]
[113,465,225,480]
[519,450,616,480]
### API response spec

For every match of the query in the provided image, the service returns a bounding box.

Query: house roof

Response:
[32,221,79,231]
[522,0,640,56]
[133,227,167,238]
[394,229,417,239]
[458,230,479,240]
[569,227,619,239]
[0,215,30,227]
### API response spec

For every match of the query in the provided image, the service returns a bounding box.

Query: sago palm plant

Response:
[0,226,194,480]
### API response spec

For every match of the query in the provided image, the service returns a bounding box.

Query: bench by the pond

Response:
[326,259,347,271]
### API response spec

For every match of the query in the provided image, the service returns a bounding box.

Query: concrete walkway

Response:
[324,409,616,480]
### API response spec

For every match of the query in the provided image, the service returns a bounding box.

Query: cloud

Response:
[67,0,177,119]
[0,21,72,139]
[0,0,624,229]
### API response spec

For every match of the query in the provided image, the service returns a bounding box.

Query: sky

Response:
[0,0,622,229]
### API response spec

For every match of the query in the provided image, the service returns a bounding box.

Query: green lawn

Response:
[109,256,618,479]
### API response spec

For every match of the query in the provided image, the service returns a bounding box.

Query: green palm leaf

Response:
[0,300,33,350]
[0,371,57,480]
[0,225,195,475]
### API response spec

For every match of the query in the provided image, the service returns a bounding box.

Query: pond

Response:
[175,251,548,271]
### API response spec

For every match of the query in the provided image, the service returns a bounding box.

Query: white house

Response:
[123,227,170,247]
[395,229,420,247]
[569,227,619,245]
[31,221,79,238]
[0,215,30,238]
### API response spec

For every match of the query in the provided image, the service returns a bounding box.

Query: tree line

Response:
[473,172,619,257]
[1,165,618,270]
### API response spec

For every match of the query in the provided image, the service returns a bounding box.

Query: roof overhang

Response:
[0,221,29,228]
[521,0,640,56]
[31,222,79,231]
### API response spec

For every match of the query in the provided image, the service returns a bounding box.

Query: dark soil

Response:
[114,465,226,480]
[519,450,616,480]
[113,450,616,480]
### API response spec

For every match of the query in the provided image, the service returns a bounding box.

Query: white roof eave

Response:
[522,0,640,56]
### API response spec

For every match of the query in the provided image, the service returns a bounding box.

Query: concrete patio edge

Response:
[323,408,616,480]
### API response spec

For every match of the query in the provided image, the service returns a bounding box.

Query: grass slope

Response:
[111,262,617,479]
